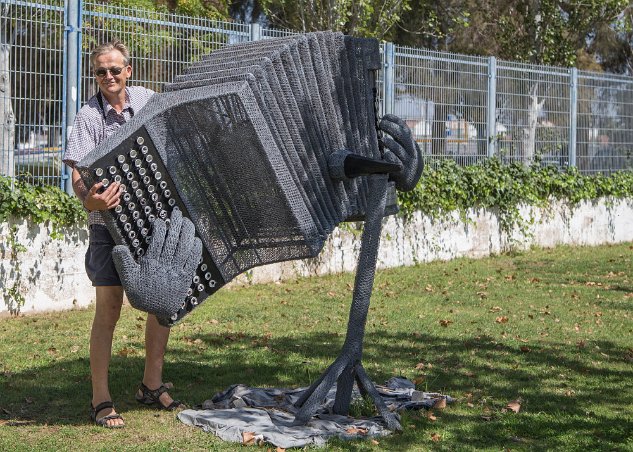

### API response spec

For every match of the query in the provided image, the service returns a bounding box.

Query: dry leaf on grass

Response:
[430,432,442,442]
[506,400,521,413]
[520,345,531,353]
[427,411,437,421]
[345,427,368,435]
[241,431,262,445]
[439,319,453,327]
[495,316,509,324]
[371,439,380,445]
[433,398,447,410]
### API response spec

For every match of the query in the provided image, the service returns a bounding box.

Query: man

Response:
[63,40,181,429]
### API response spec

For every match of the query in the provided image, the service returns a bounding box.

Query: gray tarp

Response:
[178,377,453,449]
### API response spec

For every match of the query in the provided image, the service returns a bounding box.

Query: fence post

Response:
[383,42,395,116]
[250,23,261,42]
[487,56,497,158]
[568,67,578,167]
[62,0,82,194]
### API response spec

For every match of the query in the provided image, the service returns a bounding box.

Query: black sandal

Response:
[135,382,184,411]
[90,401,125,428]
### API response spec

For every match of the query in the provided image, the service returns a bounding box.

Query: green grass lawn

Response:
[1,243,632,451]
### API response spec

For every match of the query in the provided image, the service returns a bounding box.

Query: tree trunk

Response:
[0,43,15,179]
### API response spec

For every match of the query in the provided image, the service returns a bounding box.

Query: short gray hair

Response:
[90,39,130,68]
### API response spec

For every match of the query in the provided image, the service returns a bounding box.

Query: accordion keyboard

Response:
[90,126,224,325]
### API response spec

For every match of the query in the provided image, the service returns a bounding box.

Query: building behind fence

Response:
[1,0,632,192]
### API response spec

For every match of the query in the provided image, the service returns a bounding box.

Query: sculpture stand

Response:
[293,174,402,431]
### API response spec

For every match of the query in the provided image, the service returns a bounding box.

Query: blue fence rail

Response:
[1,0,632,192]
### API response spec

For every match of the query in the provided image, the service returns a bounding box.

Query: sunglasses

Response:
[94,66,125,77]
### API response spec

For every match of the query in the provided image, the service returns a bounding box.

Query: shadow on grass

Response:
[1,330,631,450]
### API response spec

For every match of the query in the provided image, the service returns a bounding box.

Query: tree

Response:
[258,0,411,39]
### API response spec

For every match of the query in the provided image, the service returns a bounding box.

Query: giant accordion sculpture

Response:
[77,32,398,325]
[77,31,422,430]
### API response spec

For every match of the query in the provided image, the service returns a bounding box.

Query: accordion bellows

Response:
[77,31,397,324]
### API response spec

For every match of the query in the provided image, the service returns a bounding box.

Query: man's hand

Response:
[84,180,123,211]
[379,114,424,192]
[112,208,203,322]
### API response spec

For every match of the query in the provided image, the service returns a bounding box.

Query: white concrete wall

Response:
[1,197,632,315]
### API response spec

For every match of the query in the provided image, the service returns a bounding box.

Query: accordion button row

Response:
[92,133,219,324]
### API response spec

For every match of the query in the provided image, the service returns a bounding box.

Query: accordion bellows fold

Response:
[77,31,397,325]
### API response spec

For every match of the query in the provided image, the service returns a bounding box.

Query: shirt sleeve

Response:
[62,111,98,167]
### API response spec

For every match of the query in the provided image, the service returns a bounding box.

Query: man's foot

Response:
[135,382,184,411]
[90,401,125,428]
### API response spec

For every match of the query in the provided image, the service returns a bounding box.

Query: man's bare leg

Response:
[139,314,177,408]
[90,285,125,427]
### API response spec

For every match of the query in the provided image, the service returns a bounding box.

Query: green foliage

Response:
[398,158,633,233]
[0,176,85,236]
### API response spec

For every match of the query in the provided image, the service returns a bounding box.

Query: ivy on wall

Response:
[0,176,85,237]
[397,158,633,233]
[1,161,632,236]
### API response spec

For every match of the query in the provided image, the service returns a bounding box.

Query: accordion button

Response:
[167,198,176,207]
[120,184,127,192]
[136,136,144,145]
[204,272,212,281]
[147,185,155,193]
[170,313,178,321]
[129,149,138,159]
[164,219,170,228]
[130,180,139,190]
[135,188,143,198]
[131,239,140,248]
[143,176,151,185]
[114,175,122,183]
[159,210,168,219]
[138,168,147,177]
[127,202,136,210]
[190,296,198,306]
[159,180,168,190]
[135,248,145,257]
[149,163,158,172]
[145,154,153,163]
[101,178,110,187]
[180,300,186,310]
[197,283,205,292]
[144,206,152,215]
[155,201,163,210]
[155,172,162,180]
[200,264,208,271]
[134,159,143,168]
[136,219,144,228]
[118,214,128,223]
[114,205,123,214]
[117,155,126,164]
[121,163,130,172]
[151,193,159,202]
[163,189,171,198]
[209,280,216,288]
[192,275,200,284]
[122,193,131,202]
[129,230,137,240]
[141,145,149,155]
[148,214,156,223]
[108,166,117,175]
[126,172,135,181]
[132,211,140,220]
[140,227,149,236]
[186,288,193,296]
[138,198,147,207]
[123,223,132,232]
[95,168,104,177]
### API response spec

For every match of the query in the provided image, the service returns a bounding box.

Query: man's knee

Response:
[95,286,124,326]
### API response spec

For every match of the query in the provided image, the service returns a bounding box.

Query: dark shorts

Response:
[85,224,121,287]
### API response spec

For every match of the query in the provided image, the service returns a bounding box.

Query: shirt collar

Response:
[101,87,132,116]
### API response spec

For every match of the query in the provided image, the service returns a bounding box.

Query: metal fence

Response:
[1,0,632,191]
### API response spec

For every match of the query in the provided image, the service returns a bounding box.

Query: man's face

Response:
[93,49,132,98]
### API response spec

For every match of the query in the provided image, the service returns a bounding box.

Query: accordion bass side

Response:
[77,32,398,325]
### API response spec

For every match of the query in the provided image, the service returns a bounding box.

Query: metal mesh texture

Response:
[76,32,394,321]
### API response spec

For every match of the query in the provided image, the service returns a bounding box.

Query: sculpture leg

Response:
[294,174,401,430]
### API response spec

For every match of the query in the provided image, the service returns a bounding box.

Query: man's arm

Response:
[71,167,122,211]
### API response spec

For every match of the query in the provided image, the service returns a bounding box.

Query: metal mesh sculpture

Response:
[76,32,423,430]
